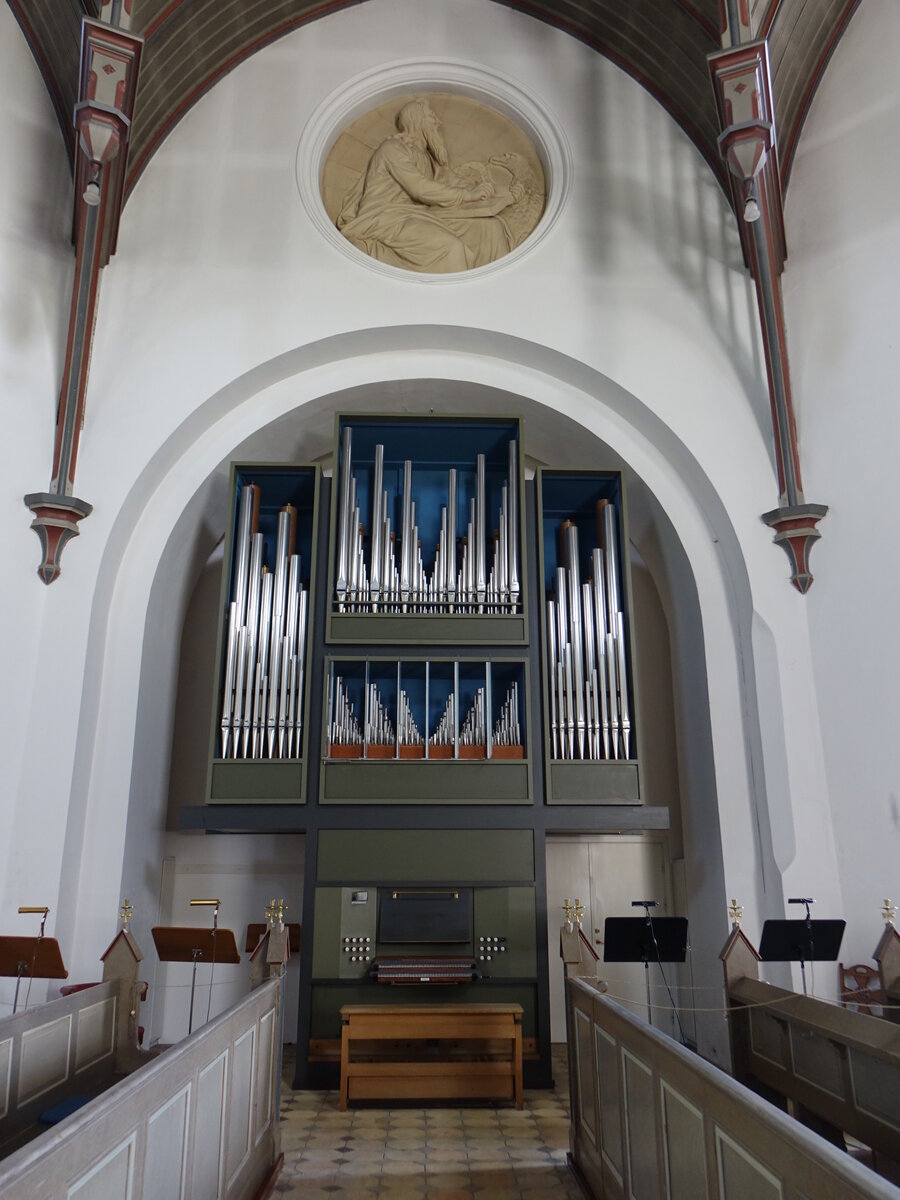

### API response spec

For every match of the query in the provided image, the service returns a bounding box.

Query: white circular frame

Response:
[296,58,573,283]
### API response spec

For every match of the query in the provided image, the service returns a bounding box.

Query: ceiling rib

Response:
[7,0,861,211]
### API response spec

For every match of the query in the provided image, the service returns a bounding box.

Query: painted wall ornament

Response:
[323,93,545,273]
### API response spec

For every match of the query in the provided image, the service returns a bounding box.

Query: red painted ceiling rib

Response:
[8,0,862,213]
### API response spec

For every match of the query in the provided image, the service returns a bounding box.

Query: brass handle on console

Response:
[391,890,459,900]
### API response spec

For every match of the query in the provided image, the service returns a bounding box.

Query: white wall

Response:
[0,0,861,1024]
[167,543,225,820]
[784,0,900,964]
[0,5,79,1008]
[150,833,303,1046]
[631,555,683,851]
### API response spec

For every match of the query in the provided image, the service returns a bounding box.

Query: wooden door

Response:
[546,835,674,1041]
[589,837,675,1037]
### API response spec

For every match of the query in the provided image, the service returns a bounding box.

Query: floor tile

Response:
[277,1044,578,1199]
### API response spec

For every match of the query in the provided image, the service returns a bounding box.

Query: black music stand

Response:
[759,919,845,995]
[152,927,240,1035]
[604,916,688,1026]
[0,937,68,1013]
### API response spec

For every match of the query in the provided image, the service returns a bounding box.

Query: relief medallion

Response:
[322,92,546,274]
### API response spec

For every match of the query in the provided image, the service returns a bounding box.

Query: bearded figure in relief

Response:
[335,96,544,273]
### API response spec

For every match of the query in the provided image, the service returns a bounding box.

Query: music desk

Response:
[339,1003,523,1111]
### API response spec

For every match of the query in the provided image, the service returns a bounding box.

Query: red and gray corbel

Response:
[24,17,142,583]
[709,40,827,593]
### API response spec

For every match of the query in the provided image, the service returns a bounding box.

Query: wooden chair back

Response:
[839,962,885,1016]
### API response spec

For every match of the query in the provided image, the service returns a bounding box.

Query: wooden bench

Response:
[339,1002,523,1110]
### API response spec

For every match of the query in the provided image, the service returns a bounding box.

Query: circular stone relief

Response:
[321,92,546,274]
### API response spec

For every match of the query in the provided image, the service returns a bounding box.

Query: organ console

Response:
[311,883,535,985]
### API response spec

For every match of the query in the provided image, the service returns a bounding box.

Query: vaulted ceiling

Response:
[9,0,860,204]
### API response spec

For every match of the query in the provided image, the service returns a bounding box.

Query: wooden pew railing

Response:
[0,977,282,1199]
[567,975,898,1200]
[0,979,128,1156]
[726,975,900,1159]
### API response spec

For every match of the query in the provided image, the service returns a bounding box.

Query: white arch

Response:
[57,327,793,1047]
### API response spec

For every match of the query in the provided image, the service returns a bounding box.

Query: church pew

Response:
[567,975,898,1200]
[0,976,282,1199]
[726,975,900,1160]
[720,921,900,1159]
[0,980,125,1158]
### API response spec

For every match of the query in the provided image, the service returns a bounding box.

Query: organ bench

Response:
[339,1002,523,1110]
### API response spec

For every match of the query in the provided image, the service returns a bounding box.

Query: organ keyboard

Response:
[370,957,481,984]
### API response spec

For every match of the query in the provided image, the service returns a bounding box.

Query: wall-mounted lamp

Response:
[19,905,50,937]
[190,897,221,930]
[717,120,772,227]
[74,101,130,214]
[83,162,102,207]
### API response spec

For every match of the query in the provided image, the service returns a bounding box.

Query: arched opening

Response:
[55,330,778,1068]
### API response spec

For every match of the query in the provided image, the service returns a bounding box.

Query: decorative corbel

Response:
[709,41,827,593]
[24,18,142,583]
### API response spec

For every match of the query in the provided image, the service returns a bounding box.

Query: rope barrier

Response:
[589,985,900,1015]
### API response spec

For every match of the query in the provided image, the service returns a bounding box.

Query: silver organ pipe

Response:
[325,662,523,759]
[447,468,457,607]
[467,499,475,602]
[221,601,238,758]
[591,549,611,759]
[336,427,352,610]
[286,656,298,759]
[278,634,290,758]
[459,687,487,747]
[253,570,272,759]
[582,581,598,759]
[507,439,519,610]
[475,453,486,606]
[431,691,456,750]
[266,507,291,759]
[546,501,634,761]
[400,460,413,609]
[221,482,259,757]
[232,628,247,761]
[232,483,257,627]
[397,689,423,747]
[564,522,586,760]
[219,486,309,761]
[332,439,521,615]
[370,443,384,608]
[295,589,308,756]
[240,533,264,758]
[547,599,559,759]
[492,682,521,748]
[498,487,508,610]
[329,676,362,747]
[564,645,575,760]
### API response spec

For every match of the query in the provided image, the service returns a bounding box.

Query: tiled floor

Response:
[274,1046,584,1200]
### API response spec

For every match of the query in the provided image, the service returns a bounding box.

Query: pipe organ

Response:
[204,419,650,1089]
